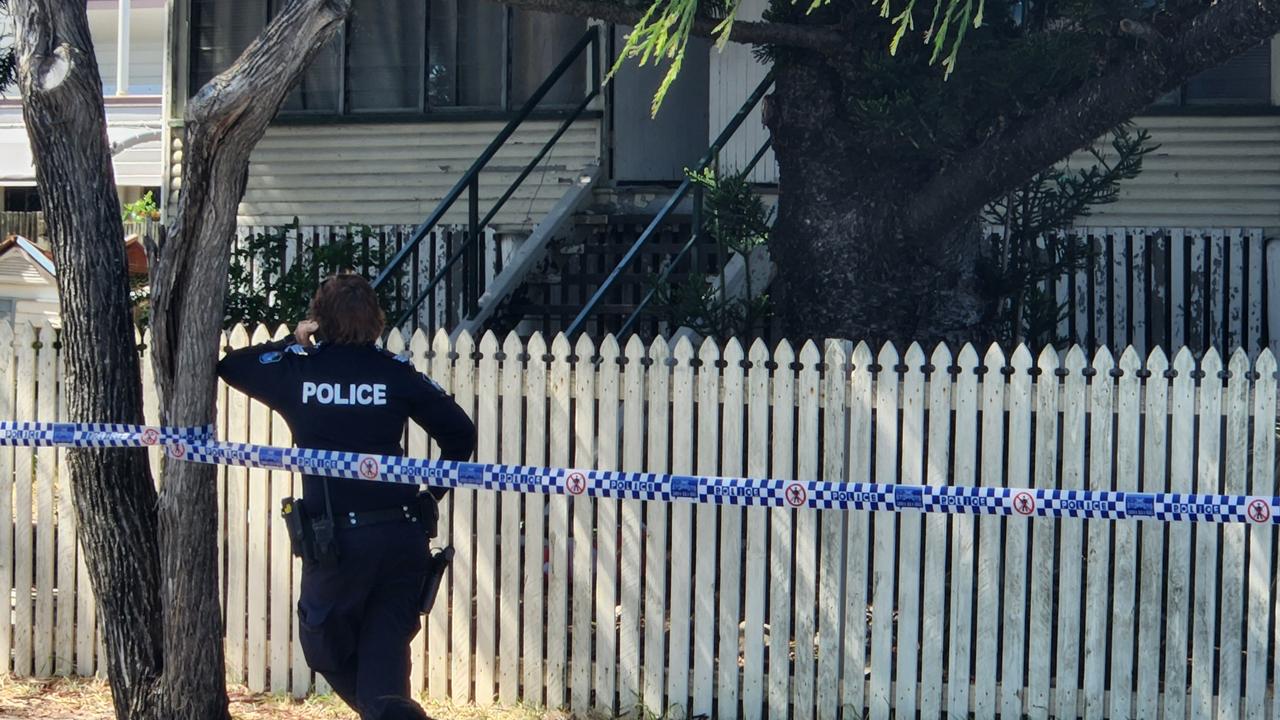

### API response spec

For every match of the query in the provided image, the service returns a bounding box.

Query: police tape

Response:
[0,421,1276,524]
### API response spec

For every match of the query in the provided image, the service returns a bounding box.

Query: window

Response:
[1156,40,1272,107]
[189,0,269,92]
[3,187,41,213]
[0,299,13,326]
[189,0,587,115]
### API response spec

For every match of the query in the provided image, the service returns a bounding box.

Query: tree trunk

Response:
[10,3,164,718]
[766,51,988,346]
[13,0,353,717]
[148,3,350,716]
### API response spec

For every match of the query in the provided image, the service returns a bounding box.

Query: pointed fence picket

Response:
[919,344,952,719]
[33,323,56,678]
[3,322,1280,719]
[741,340,771,719]
[1000,347,1033,720]
[594,336,620,716]
[427,329,455,702]
[667,338,696,713]
[497,332,524,706]
[641,337,671,716]
[473,332,499,706]
[973,344,1003,718]
[545,334,572,708]
[717,340,747,720]
[1057,347,1088,718]
[1083,349,1115,718]
[617,336,646,714]
[842,343,873,716]
[947,344,980,718]
[1112,349,1142,720]
[767,340,797,720]
[450,331,477,705]
[399,327,430,696]
[817,341,848,720]
[793,342,821,720]
[869,344,898,719]
[569,334,596,714]
[13,322,36,678]
[692,340,719,719]
[520,333,547,707]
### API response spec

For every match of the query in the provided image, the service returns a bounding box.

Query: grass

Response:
[0,676,593,720]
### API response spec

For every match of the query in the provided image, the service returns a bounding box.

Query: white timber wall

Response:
[168,120,601,229]
[708,0,777,184]
[1072,116,1280,228]
[3,322,1280,718]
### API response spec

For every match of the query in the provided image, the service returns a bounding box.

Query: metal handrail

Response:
[371,26,602,329]
[615,137,774,338]
[563,69,776,339]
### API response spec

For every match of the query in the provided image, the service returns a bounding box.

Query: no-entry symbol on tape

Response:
[1013,491,1036,516]
[785,483,808,508]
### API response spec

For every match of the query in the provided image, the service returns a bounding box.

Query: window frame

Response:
[189,1,591,121]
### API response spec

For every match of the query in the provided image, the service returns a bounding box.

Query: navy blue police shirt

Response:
[217,339,477,514]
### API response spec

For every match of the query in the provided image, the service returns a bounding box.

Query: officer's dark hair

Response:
[309,272,385,345]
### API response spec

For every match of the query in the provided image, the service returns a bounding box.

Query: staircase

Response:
[372,30,775,342]
[485,212,712,338]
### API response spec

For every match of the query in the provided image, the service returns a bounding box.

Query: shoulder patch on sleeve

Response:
[285,343,310,356]
[420,373,444,393]
[259,351,283,364]
[378,348,412,364]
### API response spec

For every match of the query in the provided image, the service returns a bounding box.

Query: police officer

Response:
[217,272,476,720]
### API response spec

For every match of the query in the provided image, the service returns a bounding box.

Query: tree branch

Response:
[492,0,849,52]
[901,0,1280,239]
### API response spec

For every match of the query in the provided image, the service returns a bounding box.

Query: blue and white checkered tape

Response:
[3,421,1278,524]
[0,422,213,448]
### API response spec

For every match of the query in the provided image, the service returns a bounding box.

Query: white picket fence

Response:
[3,321,1280,719]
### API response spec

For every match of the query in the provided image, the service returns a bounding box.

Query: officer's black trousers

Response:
[297,521,430,720]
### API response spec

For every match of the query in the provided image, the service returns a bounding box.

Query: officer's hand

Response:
[294,319,320,347]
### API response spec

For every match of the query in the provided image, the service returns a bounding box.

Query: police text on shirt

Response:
[302,382,388,406]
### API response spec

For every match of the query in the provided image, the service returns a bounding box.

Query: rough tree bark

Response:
[9,2,162,718]
[761,48,990,345]
[148,1,351,716]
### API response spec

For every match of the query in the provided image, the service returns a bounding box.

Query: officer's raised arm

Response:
[407,372,477,462]
[215,334,297,407]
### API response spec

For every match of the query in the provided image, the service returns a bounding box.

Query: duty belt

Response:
[338,504,423,530]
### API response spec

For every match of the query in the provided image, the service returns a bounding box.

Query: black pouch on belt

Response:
[419,546,454,613]
[280,497,310,562]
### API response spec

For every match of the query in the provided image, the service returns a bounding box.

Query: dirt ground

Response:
[0,677,577,720]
